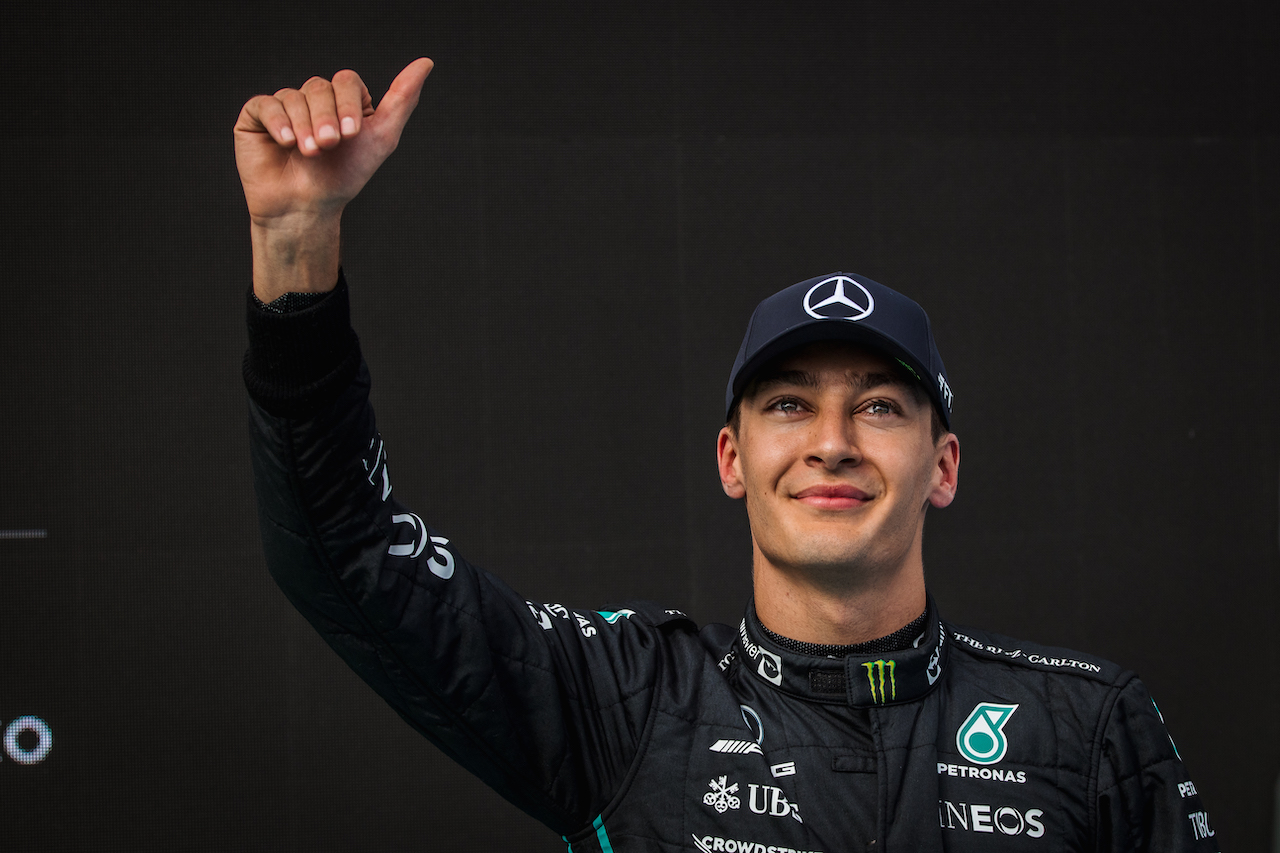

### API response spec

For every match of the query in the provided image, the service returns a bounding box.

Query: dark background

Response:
[2,2,1276,850]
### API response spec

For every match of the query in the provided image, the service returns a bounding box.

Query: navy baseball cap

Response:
[725,273,954,430]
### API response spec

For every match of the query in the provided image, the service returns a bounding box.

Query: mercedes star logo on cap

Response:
[803,275,875,321]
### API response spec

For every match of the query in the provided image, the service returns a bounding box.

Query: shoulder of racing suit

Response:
[935,622,1219,852]
[943,622,1129,685]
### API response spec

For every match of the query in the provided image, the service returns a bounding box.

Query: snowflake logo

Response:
[703,776,740,813]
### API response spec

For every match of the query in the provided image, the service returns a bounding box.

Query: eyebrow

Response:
[750,369,910,396]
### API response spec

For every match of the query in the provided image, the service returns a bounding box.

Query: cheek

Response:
[741,442,797,492]
[871,442,935,495]
[735,431,780,480]
[906,455,942,497]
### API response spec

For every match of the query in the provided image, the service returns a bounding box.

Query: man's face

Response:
[717,341,959,588]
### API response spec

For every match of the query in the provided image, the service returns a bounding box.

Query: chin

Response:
[776,539,880,576]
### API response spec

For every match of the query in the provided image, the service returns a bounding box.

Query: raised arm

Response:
[233,58,433,301]
[235,60,664,840]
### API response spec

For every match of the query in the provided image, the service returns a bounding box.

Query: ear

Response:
[928,433,960,508]
[717,426,746,499]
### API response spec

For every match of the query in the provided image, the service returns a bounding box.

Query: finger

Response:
[238,95,297,147]
[300,76,342,150]
[276,88,318,155]
[332,69,370,138]
[369,57,434,138]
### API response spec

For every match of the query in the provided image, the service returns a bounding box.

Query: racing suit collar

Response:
[736,594,948,707]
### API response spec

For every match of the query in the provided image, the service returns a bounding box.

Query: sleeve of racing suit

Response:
[1095,676,1220,852]
[243,273,659,835]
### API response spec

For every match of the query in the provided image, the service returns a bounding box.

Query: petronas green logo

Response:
[862,659,896,704]
[956,703,1019,765]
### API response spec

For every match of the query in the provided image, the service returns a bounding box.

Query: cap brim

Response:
[728,319,938,422]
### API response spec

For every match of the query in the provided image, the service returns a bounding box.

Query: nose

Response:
[806,404,860,470]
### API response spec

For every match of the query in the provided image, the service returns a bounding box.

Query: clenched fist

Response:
[235,58,433,300]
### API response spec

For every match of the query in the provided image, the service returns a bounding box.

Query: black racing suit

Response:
[244,275,1219,852]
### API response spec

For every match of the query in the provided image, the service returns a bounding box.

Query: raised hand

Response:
[234,58,433,300]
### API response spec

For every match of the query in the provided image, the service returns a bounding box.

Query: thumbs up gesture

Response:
[233,58,433,300]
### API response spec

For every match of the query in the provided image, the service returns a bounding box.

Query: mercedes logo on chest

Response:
[803,275,875,321]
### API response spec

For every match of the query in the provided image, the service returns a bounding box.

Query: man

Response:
[236,60,1219,851]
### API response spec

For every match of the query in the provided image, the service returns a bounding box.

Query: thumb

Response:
[371,57,434,135]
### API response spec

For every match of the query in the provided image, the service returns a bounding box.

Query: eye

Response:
[767,397,805,415]
[860,399,898,417]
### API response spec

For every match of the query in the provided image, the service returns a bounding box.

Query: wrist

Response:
[250,215,342,302]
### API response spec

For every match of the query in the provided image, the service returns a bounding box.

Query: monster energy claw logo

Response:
[957,703,1019,765]
[863,659,896,704]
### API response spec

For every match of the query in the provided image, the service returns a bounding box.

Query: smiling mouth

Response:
[793,484,872,509]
